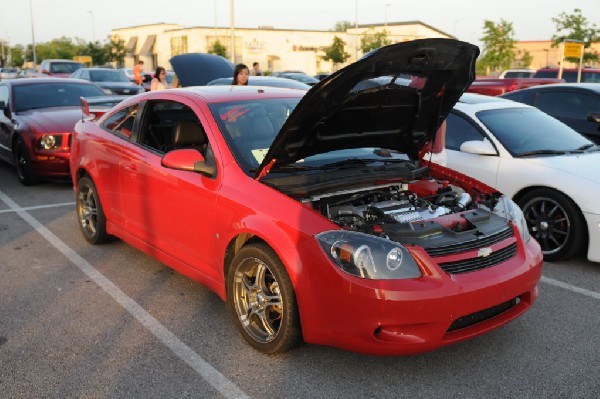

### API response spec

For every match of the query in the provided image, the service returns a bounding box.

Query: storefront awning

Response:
[138,35,157,55]
[125,36,137,53]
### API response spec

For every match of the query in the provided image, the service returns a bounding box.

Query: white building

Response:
[111,21,453,75]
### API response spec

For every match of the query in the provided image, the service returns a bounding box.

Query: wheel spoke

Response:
[256,309,276,338]
[253,262,268,291]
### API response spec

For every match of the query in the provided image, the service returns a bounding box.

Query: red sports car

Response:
[0,78,106,185]
[70,39,543,355]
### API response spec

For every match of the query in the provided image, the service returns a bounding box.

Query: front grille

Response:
[425,227,513,257]
[438,243,517,274]
[447,297,518,332]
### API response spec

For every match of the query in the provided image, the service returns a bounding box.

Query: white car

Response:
[444,93,600,262]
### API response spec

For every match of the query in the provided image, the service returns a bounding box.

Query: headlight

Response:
[493,196,530,243]
[102,88,113,95]
[316,230,422,280]
[39,134,57,150]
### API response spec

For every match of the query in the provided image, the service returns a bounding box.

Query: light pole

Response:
[230,0,235,63]
[354,0,358,60]
[29,0,37,68]
[543,48,549,67]
[88,11,96,42]
[384,3,391,29]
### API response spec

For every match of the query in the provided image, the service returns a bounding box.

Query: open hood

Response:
[169,53,235,87]
[255,39,479,179]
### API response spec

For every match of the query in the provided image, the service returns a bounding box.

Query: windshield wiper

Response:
[574,143,600,152]
[317,158,407,170]
[515,149,567,157]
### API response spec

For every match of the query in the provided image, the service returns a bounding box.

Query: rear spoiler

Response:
[80,96,126,121]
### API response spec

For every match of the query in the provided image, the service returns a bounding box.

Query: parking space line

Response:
[0,201,75,214]
[0,190,250,399]
[541,276,600,300]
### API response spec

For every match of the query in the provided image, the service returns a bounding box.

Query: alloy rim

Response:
[523,197,569,256]
[77,185,98,237]
[233,257,283,344]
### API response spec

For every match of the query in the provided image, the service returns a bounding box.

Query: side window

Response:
[102,104,139,138]
[445,112,486,150]
[537,91,600,120]
[138,100,209,156]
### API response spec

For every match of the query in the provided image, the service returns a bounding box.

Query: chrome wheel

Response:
[232,257,283,344]
[76,176,109,244]
[227,244,301,353]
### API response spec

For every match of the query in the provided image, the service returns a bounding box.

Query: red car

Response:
[70,39,543,355]
[0,78,106,185]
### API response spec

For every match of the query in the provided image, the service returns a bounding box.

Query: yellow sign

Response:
[73,55,92,64]
[563,42,584,58]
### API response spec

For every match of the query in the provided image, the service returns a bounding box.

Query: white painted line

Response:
[0,190,250,399]
[0,201,76,214]
[541,276,600,300]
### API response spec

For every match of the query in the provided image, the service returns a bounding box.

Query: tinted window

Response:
[89,70,129,82]
[503,71,534,78]
[102,104,139,138]
[502,90,534,105]
[537,91,600,120]
[445,112,486,150]
[532,70,556,79]
[49,62,83,74]
[13,83,105,111]
[476,108,591,155]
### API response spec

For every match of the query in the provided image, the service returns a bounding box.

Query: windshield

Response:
[49,62,83,74]
[90,70,130,82]
[13,83,105,112]
[210,98,301,171]
[476,107,592,156]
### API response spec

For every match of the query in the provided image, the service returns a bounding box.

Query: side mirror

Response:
[587,112,600,123]
[41,69,49,74]
[161,149,216,177]
[460,140,497,155]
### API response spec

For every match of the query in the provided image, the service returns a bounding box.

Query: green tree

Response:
[477,19,516,75]
[10,45,24,67]
[360,28,391,53]
[322,36,350,67]
[519,50,533,68]
[332,21,352,32]
[107,35,126,67]
[551,8,599,64]
[80,41,109,65]
[208,40,227,58]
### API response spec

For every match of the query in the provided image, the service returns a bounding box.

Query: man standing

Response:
[250,62,262,76]
[133,60,144,85]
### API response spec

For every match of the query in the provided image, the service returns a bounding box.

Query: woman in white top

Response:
[150,66,170,91]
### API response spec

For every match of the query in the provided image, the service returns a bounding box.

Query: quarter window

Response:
[102,104,139,138]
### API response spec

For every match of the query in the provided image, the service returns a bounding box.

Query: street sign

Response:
[563,41,584,58]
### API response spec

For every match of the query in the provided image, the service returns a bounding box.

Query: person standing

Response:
[150,66,171,91]
[133,60,144,86]
[232,63,249,85]
[250,62,262,76]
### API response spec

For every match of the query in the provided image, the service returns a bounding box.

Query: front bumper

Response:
[295,236,543,355]
[30,150,71,178]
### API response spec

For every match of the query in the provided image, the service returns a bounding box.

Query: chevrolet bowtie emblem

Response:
[478,247,493,258]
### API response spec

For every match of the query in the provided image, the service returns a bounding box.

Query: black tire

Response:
[518,188,586,261]
[14,137,40,186]
[227,243,302,354]
[76,176,109,244]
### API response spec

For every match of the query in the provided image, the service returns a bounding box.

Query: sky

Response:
[2,0,599,49]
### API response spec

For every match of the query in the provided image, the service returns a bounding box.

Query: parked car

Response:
[278,72,320,86]
[207,76,311,90]
[119,68,135,82]
[16,68,45,79]
[39,59,83,78]
[0,78,106,184]
[444,93,600,262]
[70,68,144,95]
[500,83,600,144]
[0,67,18,80]
[69,39,542,355]
[498,69,536,79]
[466,77,564,96]
[533,68,600,83]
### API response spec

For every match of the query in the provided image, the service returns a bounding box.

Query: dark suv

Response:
[532,68,600,83]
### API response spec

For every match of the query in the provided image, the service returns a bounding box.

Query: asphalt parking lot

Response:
[1,161,599,399]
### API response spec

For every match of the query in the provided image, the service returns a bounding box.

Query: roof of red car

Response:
[145,85,307,103]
